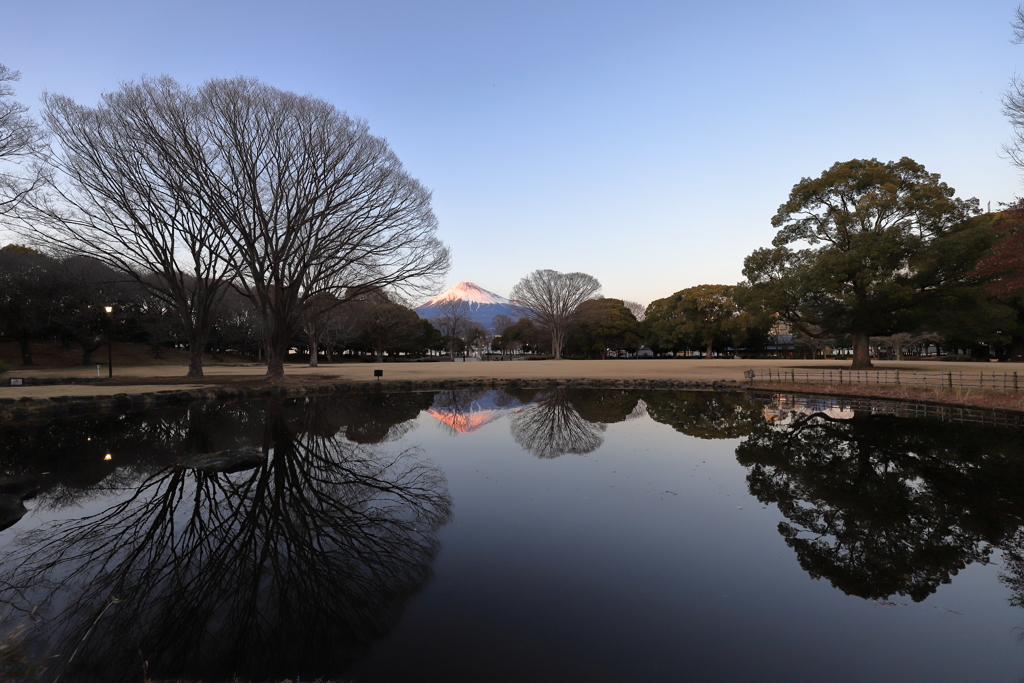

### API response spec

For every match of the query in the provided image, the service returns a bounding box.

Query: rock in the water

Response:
[176,447,265,473]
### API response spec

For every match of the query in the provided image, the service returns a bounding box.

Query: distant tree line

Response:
[0,245,462,366]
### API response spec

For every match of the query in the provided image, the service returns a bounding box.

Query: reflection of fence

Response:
[747,368,1022,393]
[749,391,1024,428]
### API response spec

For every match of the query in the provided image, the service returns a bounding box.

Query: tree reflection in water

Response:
[736,402,1024,602]
[643,391,760,439]
[0,396,452,683]
[508,388,617,458]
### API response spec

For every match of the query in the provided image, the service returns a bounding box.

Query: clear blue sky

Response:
[3,0,1022,306]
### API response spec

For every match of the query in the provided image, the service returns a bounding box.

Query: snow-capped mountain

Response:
[414,282,520,331]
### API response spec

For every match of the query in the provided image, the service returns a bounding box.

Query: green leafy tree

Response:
[500,317,543,355]
[359,303,423,362]
[564,298,640,358]
[738,158,985,369]
[645,285,748,358]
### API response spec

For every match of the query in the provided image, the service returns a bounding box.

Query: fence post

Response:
[947,372,953,390]
[791,369,795,383]
[895,370,900,386]
[1015,372,1019,393]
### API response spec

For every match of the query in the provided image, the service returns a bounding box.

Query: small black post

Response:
[374,369,383,381]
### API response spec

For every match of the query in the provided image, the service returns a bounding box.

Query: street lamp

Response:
[104,305,114,378]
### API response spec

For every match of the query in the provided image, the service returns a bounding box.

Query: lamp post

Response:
[104,305,114,378]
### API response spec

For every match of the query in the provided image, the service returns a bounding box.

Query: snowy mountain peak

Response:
[422,282,511,307]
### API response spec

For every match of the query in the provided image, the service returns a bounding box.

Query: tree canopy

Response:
[563,298,640,359]
[738,157,986,369]
[645,285,749,358]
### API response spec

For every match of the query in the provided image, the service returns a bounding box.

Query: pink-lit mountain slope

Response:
[414,282,519,331]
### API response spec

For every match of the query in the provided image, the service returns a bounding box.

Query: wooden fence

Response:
[747,368,1022,393]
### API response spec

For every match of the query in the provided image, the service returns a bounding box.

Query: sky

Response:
[3,0,1024,306]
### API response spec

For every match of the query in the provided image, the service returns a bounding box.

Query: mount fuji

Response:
[415,282,520,331]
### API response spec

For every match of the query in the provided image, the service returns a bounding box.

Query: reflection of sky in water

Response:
[2,390,1024,683]
[362,394,1024,683]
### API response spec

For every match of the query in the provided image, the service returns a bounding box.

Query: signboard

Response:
[9,378,24,386]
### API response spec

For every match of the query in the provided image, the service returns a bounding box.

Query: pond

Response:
[1,388,1024,683]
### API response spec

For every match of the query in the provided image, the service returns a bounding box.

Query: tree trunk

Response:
[705,339,713,359]
[265,345,286,379]
[1012,335,1024,362]
[308,327,319,367]
[17,337,33,365]
[851,331,873,369]
[553,330,562,360]
[187,344,205,378]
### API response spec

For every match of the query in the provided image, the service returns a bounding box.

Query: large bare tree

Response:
[26,76,450,379]
[510,269,601,359]
[180,77,449,378]
[0,64,46,219]
[26,79,231,377]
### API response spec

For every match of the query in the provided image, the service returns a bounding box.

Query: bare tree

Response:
[491,313,513,336]
[300,293,340,367]
[432,297,471,360]
[183,77,449,379]
[24,80,231,377]
[510,269,601,359]
[1005,6,1024,170]
[27,76,450,380]
[623,300,646,322]
[0,64,47,219]
[793,324,834,360]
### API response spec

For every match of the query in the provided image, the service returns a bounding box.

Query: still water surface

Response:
[1,388,1024,682]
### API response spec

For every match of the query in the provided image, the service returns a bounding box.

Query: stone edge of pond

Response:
[0,377,743,424]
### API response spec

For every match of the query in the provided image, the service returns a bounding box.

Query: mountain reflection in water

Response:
[0,396,451,683]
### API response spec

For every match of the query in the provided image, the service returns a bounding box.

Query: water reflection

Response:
[7,388,1024,681]
[0,396,451,683]
[427,389,527,434]
[736,401,1024,602]
[644,391,760,439]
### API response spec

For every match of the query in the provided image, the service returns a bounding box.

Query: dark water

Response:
[2,388,1024,682]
